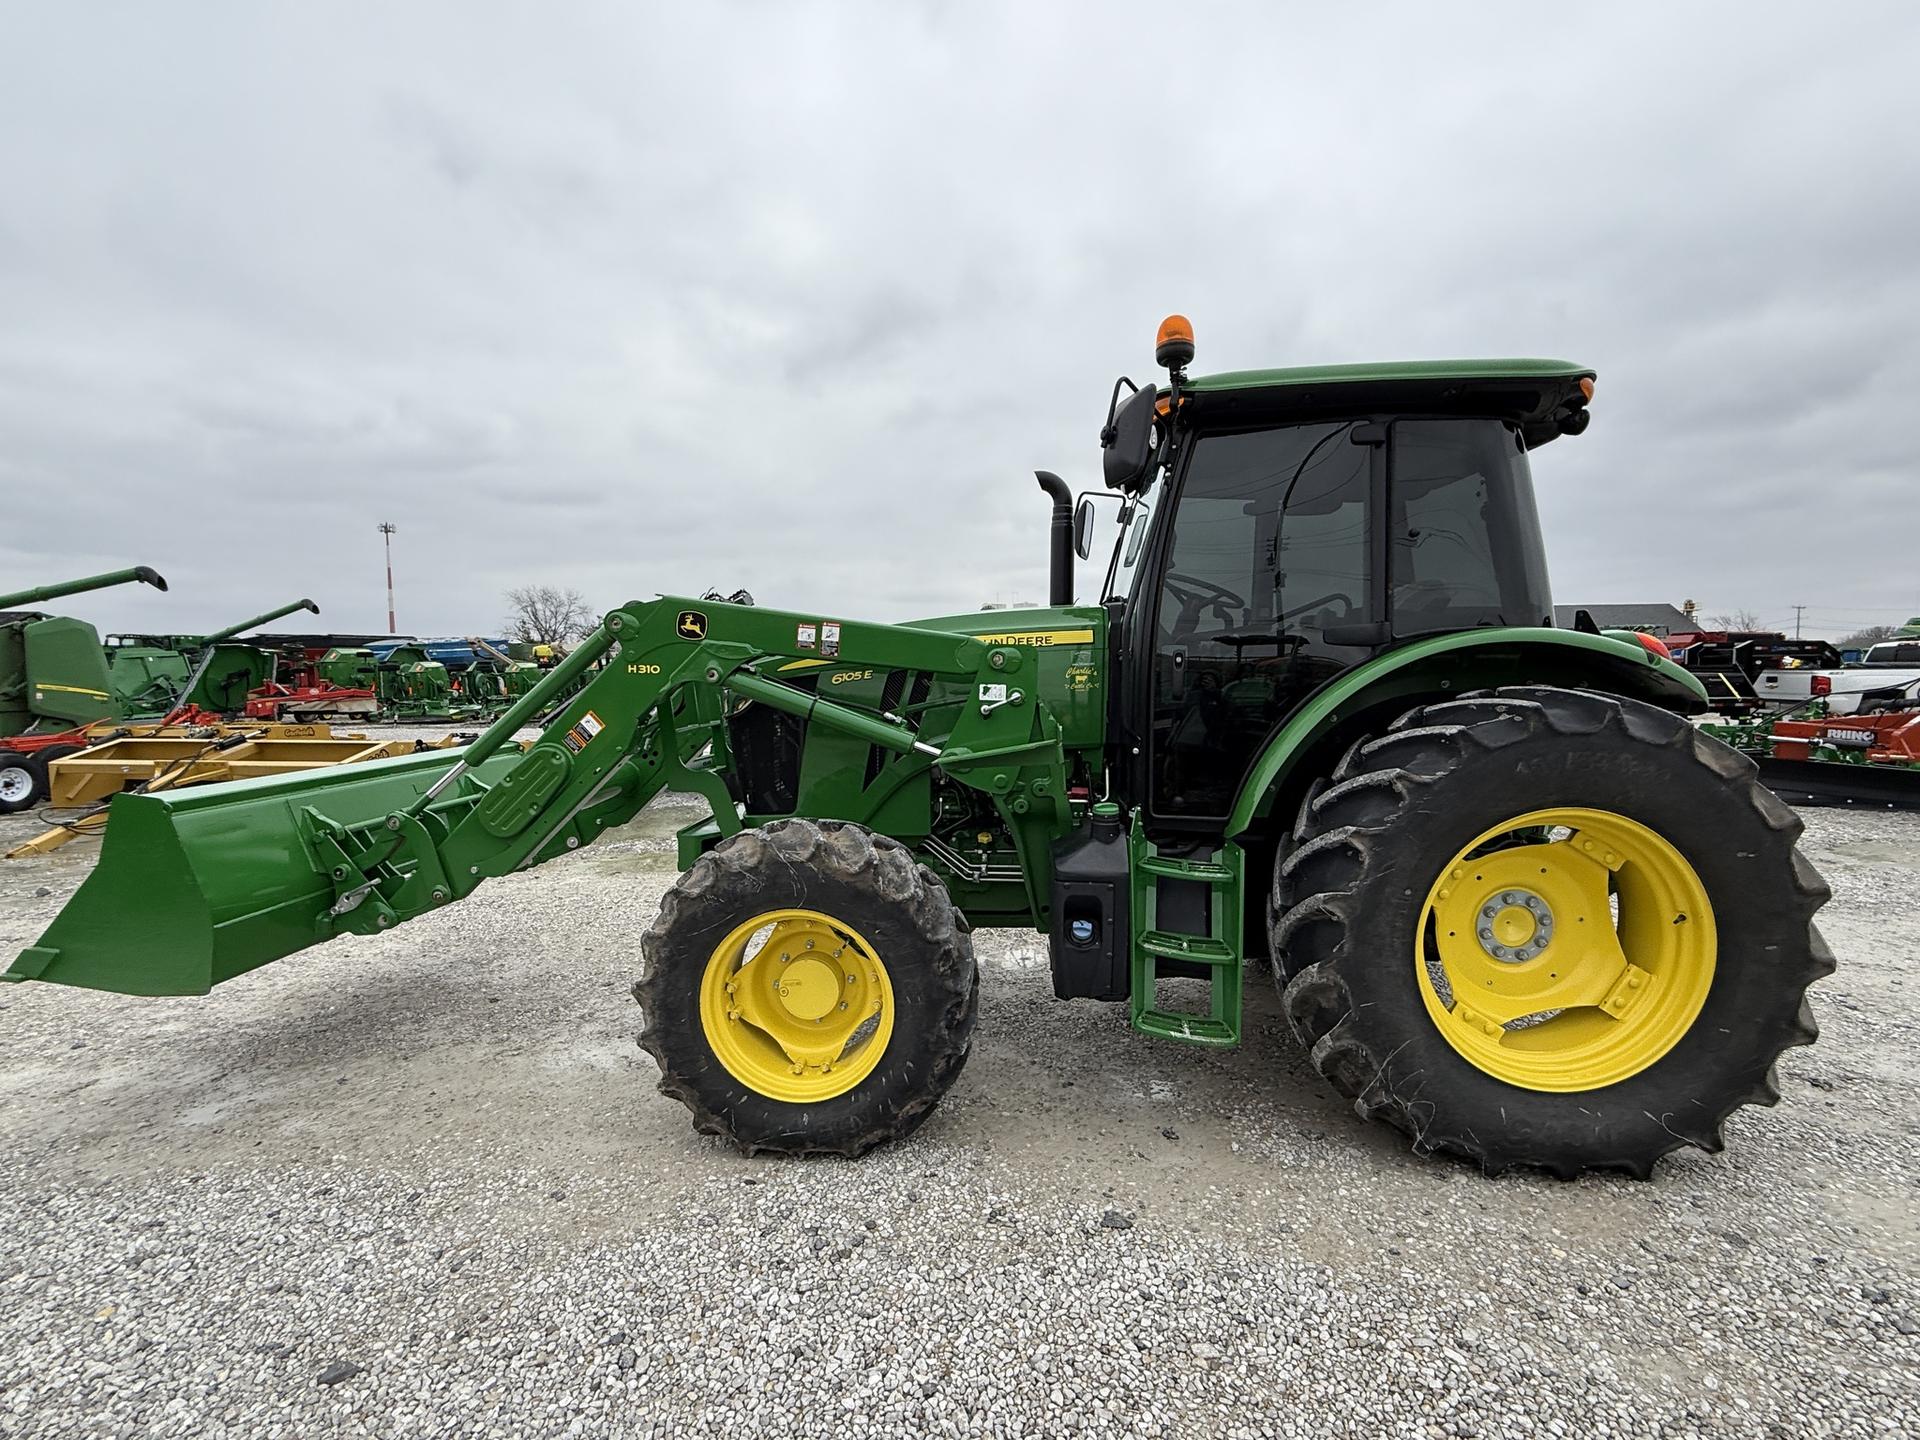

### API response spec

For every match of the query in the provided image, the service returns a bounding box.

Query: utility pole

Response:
[1792,604,1805,639]
[378,522,397,634]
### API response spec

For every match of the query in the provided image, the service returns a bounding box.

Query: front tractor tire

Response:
[1272,686,1833,1179]
[635,818,978,1157]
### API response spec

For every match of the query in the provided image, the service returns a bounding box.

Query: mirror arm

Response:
[1099,375,1140,446]
[1101,495,1138,602]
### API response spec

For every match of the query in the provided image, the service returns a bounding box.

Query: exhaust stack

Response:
[1035,471,1073,607]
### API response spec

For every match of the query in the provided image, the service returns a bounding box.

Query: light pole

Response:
[378,523,397,634]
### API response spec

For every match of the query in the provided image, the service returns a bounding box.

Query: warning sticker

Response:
[797,623,817,650]
[978,683,1008,704]
[562,710,606,754]
[821,622,841,658]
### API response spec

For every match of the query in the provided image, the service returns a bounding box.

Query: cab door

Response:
[1138,421,1380,823]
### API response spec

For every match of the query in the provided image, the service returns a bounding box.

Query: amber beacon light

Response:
[1155,314,1195,371]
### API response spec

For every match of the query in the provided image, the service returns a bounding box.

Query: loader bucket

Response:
[6,746,521,996]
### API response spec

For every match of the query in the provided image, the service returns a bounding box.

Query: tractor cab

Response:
[1085,319,1595,829]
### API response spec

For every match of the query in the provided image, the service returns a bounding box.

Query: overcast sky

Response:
[3,3,1916,642]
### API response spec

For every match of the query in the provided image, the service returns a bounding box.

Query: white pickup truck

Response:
[1755,638,1920,714]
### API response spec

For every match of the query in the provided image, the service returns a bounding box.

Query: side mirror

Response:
[1073,498,1097,560]
[1101,384,1157,492]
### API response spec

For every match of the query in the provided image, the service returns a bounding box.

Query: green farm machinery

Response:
[373,645,460,721]
[454,636,540,713]
[0,566,171,810]
[6,320,1832,1178]
[1,566,170,737]
[105,597,322,717]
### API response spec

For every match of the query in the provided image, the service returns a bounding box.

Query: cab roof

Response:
[1173,358,1595,449]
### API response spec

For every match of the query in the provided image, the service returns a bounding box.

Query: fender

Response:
[1224,627,1709,839]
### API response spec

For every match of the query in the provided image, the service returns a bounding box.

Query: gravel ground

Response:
[0,761,1914,1438]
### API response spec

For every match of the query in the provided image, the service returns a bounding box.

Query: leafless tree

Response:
[505,585,593,648]
[1705,608,1764,632]
[1837,623,1900,650]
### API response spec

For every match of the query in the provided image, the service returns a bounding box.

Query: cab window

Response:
[1389,419,1552,634]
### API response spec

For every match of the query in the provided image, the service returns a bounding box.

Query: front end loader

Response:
[6,319,1832,1178]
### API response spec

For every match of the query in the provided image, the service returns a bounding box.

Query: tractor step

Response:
[1136,929,1236,964]
[1135,852,1237,883]
[1128,820,1245,1049]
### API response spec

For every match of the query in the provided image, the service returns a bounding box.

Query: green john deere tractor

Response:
[6,319,1831,1178]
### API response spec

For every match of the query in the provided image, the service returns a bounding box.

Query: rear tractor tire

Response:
[0,751,47,814]
[1272,686,1833,1179]
[635,818,978,1156]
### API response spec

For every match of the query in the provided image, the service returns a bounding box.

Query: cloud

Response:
[1,1,1916,642]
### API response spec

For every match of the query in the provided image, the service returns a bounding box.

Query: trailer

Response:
[1705,704,1920,808]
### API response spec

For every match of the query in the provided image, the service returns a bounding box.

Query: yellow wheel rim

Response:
[698,908,895,1103]
[1417,807,1716,1092]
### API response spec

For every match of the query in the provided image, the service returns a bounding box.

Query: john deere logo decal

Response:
[676,610,708,641]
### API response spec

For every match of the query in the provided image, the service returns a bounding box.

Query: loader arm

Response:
[7,597,1071,996]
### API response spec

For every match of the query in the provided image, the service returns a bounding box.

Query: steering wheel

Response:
[1396,579,1499,610]
[1276,591,1355,626]
[1214,592,1357,654]
[1163,572,1247,637]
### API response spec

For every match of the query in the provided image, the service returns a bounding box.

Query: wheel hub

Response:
[1477,888,1553,962]
[775,956,841,1021]
[0,766,31,803]
[698,909,895,1103]
[1418,808,1717,1092]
